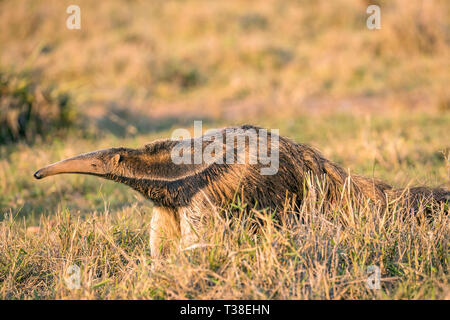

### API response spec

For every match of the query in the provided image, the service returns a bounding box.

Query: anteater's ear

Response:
[112,154,122,166]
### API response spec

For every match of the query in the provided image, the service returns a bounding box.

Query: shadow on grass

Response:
[0,178,149,223]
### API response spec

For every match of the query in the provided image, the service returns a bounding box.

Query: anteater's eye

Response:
[91,164,97,168]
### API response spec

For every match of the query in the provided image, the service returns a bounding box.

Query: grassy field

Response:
[0,0,449,299]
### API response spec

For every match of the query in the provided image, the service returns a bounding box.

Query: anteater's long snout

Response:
[33,152,104,179]
[33,170,44,179]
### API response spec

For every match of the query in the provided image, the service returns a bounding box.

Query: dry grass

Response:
[0,0,449,299]
[1,176,448,299]
[1,0,449,120]
[0,114,449,300]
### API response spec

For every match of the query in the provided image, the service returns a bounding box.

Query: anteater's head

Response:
[33,148,141,180]
[33,140,204,182]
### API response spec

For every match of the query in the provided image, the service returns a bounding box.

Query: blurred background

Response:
[0,0,449,220]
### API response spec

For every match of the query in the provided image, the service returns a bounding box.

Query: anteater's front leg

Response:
[149,207,180,258]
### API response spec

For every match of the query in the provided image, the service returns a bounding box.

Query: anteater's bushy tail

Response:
[292,140,448,213]
[389,186,450,207]
[318,154,449,212]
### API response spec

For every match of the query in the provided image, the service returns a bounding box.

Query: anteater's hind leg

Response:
[149,207,180,258]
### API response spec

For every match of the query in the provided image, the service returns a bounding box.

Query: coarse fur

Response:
[34,125,450,257]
